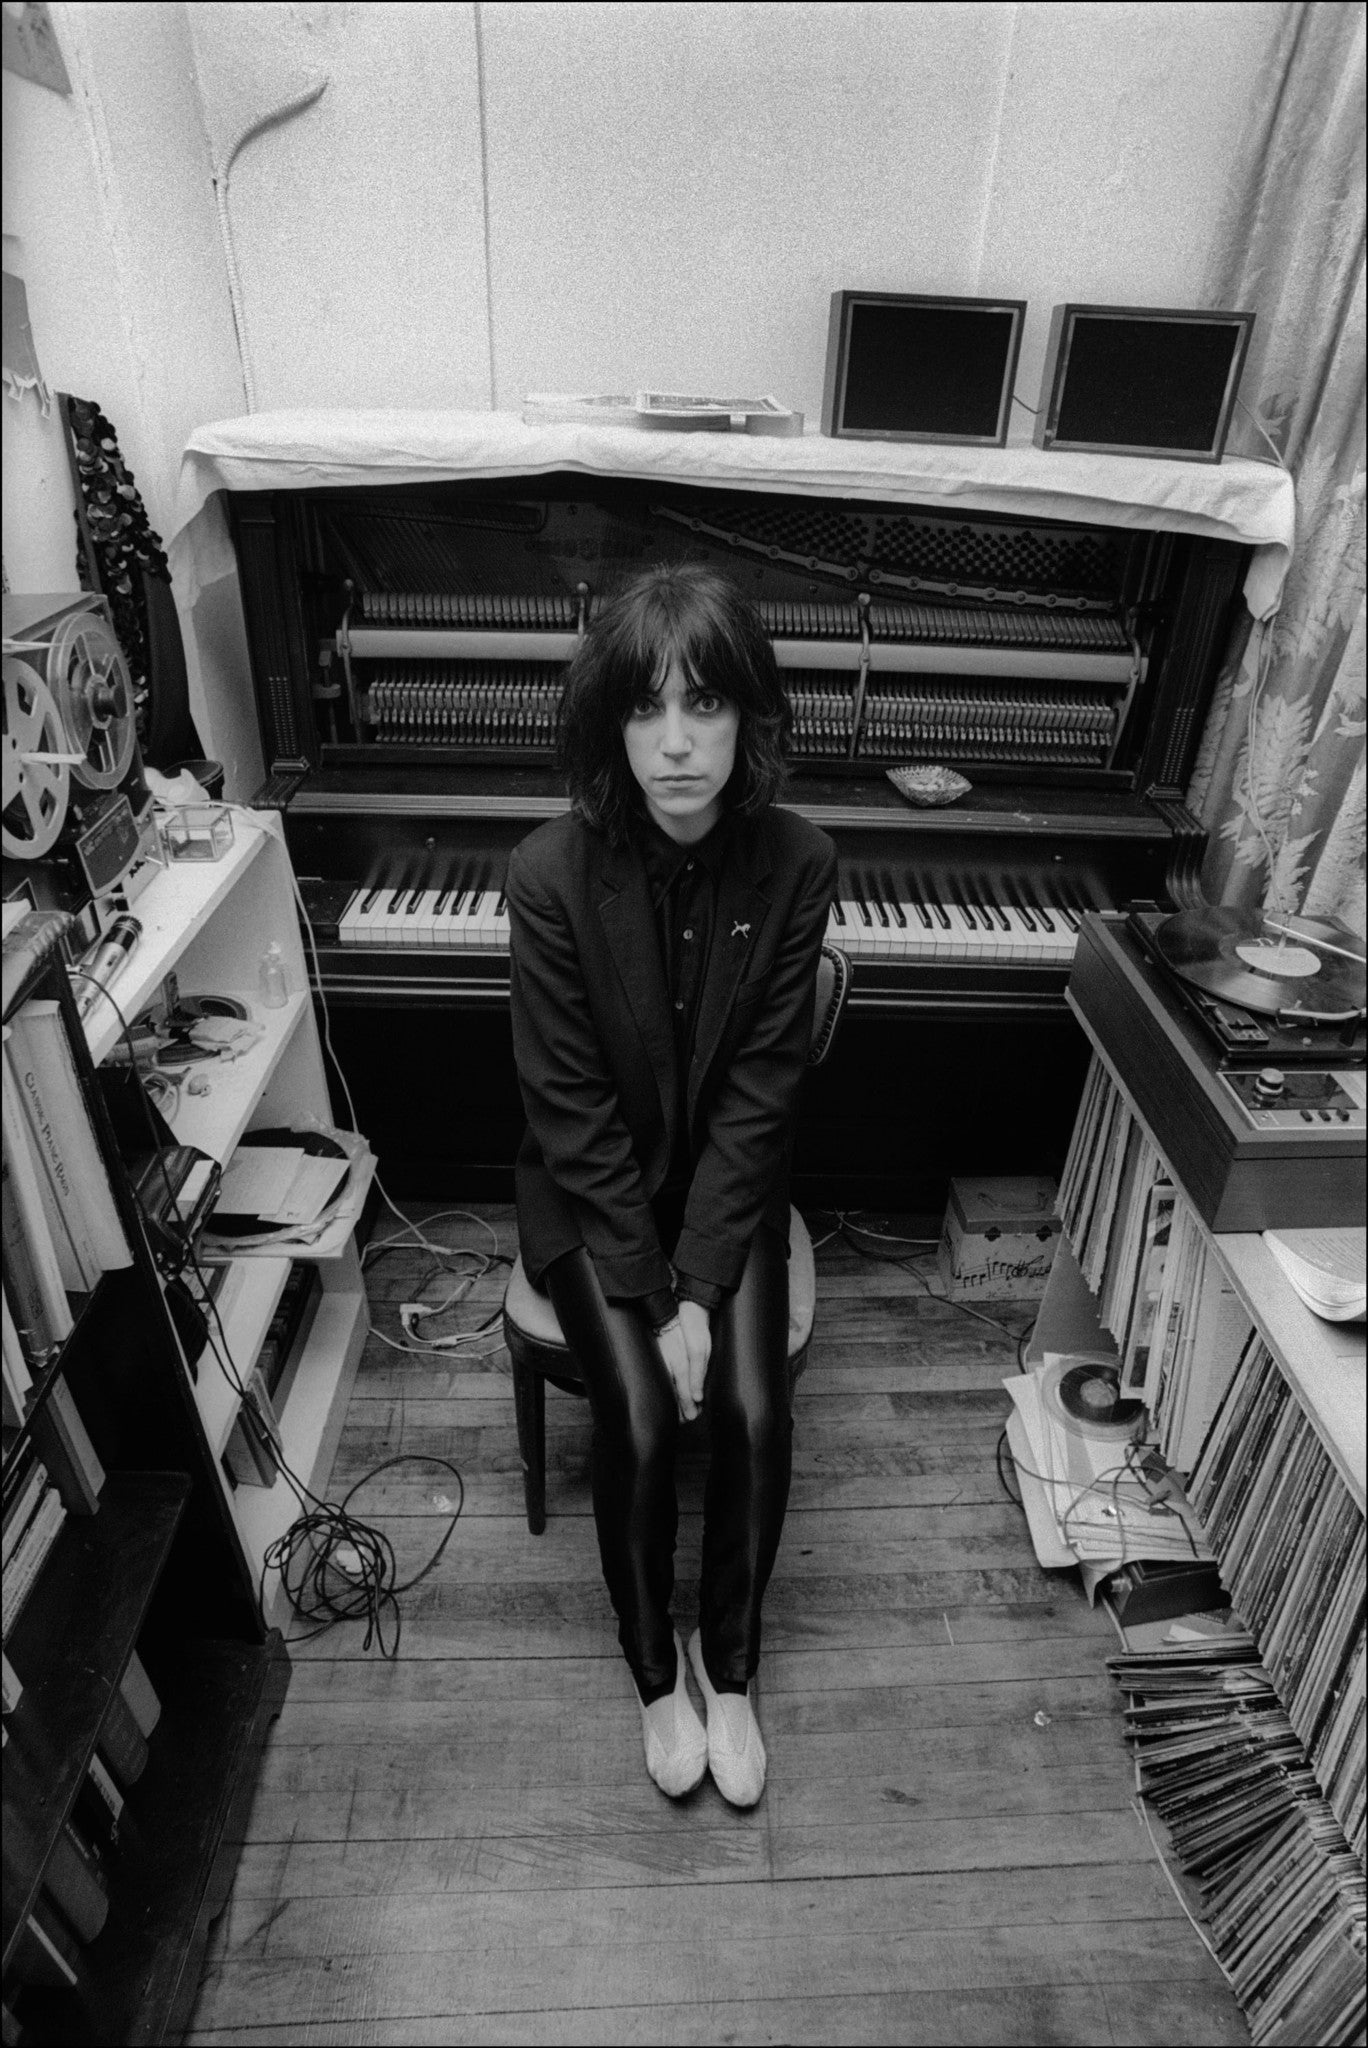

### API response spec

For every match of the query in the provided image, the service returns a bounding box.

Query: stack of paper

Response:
[213,1144,350,1230]
[1004,1356,1211,1583]
[520,391,800,434]
[1263,1228,1366,1323]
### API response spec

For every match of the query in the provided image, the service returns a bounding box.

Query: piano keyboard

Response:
[338,880,511,950]
[828,873,1081,965]
[327,874,1084,966]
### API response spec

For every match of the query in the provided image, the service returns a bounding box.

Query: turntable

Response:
[1068,908,1364,1233]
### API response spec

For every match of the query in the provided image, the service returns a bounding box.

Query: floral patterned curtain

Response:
[1186,1,1366,934]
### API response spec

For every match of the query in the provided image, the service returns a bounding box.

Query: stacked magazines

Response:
[1110,1633,1366,2048]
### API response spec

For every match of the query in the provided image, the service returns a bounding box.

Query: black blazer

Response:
[507,805,838,1300]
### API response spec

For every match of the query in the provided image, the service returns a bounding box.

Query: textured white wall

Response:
[480,0,1017,416]
[978,1,1281,417]
[183,0,491,413]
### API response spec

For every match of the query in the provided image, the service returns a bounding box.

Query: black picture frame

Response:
[1033,304,1256,463]
[821,291,1026,447]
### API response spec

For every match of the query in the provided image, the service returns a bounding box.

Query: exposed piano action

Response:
[227,466,1246,1206]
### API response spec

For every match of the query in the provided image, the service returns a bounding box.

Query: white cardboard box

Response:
[937,1175,1061,1300]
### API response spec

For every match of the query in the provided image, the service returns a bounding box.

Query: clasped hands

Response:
[653,1299,712,1421]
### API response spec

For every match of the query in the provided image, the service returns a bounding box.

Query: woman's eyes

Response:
[628,692,724,719]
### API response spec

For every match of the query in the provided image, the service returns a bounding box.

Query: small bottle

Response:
[258,942,289,1009]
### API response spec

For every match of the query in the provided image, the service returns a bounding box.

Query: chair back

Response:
[808,944,851,1068]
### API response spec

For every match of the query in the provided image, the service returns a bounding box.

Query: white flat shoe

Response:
[686,1628,767,1808]
[638,1632,708,1798]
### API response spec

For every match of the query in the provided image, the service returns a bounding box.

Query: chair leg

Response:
[511,1352,548,1535]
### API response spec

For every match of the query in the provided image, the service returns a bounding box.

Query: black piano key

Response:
[830,897,847,927]
[924,881,951,932]
[360,886,383,914]
[849,874,873,927]
[386,887,407,914]
[864,873,889,928]
[433,888,453,917]
[1004,876,1038,932]
[949,877,980,931]
[406,889,424,913]
[880,874,906,928]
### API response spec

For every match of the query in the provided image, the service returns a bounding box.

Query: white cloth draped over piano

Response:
[170,410,1296,622]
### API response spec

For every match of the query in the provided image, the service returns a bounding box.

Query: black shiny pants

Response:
[543,1224,792,1702]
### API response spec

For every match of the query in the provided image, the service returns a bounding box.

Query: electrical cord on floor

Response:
[818,1210,1038,1345]
[70,965,470,1654]
[995,1427,1022,1506]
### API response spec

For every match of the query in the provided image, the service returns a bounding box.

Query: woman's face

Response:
[622,659,740,843]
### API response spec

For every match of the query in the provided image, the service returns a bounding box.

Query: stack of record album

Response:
[1003,1352,1211,1577]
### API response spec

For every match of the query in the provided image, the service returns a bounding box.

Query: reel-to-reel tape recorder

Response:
[2,592,155,915]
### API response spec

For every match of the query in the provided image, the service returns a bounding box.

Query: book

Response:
[1,1284,31,1427]
[29,1379,104,1514]
[0,1046,73,1364]
[73,1763,122,1854]
[119,1648,162,1738]
[43,1823,110,1942]
[7,1000,131,1274]
[634,389,791,419]
[85,1751,124,1824]
[12,1897,79,1988]
[97,1683,149,1786]
[2,1455,48,1568]
[3,1038,96,1297]
[1,1485,66,1634]
[1263,1227,1366,1322]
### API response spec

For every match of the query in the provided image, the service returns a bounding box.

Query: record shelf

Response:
[1029,943,1365,2046]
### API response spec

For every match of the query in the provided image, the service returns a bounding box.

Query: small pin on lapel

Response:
[731,921,751,939]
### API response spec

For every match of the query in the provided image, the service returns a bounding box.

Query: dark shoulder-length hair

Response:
[557,563,792,843]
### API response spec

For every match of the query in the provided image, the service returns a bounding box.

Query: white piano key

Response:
[337,888,368,944]
[392,888,429,947]
[354,887,394,945]
[414,888,442,946]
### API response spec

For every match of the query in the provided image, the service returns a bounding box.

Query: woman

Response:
[506,563,836,1806]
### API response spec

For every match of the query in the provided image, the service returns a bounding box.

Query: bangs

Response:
[601,572,774,714]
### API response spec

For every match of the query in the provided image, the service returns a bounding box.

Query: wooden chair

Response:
[502,944,852,1533]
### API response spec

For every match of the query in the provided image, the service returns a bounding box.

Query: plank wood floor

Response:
[186,1205,1247,2047]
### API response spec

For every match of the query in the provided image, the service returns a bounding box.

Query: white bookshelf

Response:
[82,809,370,1617]
[1064,996,1365,1512]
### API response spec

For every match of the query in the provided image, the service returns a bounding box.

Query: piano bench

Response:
[502,1207,817,1535]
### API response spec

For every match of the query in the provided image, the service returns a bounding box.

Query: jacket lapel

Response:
[689,822,772,1120]
[597,837,676,1135]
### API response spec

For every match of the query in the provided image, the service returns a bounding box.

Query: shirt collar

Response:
[637,809,732,902]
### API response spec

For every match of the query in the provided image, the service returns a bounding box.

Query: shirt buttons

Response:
[685,859,695,871]
[683,927,694,941]
[675,999,685,1011]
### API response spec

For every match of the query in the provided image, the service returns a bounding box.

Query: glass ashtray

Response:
[164,803,234,862]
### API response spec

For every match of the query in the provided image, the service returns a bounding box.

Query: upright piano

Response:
[197,417,1287,1215]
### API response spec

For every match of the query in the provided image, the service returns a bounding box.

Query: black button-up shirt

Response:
[631,811,732,1323]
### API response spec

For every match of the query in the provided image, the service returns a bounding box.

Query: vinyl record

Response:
[1041,1356,1146,1441]
[1154,905,1366,1017]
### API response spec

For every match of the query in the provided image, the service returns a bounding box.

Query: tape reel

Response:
[1041,1356,1146,1441]
[45,611,136,791]
[2,655,70,858]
